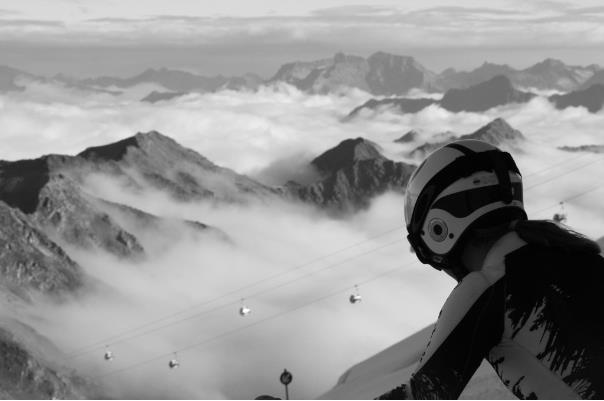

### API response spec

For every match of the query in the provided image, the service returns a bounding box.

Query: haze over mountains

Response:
[4,51,604,118]
[1,51,603,98]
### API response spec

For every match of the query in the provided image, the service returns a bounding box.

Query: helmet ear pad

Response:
[439,207,528,277]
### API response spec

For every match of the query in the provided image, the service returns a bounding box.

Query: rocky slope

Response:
[0,201,83,301]
[286,138,416,213]
[76,131,277,202]
[0,319,99,399]
[0,131,262,257]
[408,118,524,159]
[349,75,533,117]
[549,84,604,112]
[0,155,145,258]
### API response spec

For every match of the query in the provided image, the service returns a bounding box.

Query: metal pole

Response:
[280,369,292,400]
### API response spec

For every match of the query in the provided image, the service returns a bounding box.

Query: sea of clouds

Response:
[2,80,604,398]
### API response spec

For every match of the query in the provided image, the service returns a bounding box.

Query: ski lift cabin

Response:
[349,285,362,304]
[239,299,251,316]
[104,346,113,361]
[169,353,180,369]
[553,202,567,224]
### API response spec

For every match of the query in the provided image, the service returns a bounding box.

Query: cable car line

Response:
[96,262,410,379]
[65,226,404,357]
[94,177,604,380]
[67,151,604,360]
[67,238,404,359]
[66,152,604,363]
[525,156,604,190]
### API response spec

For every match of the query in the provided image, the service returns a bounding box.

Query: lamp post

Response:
[280,369,293,400]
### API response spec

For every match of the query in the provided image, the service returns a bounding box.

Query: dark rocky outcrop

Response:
[141,91,186,103]
[0,201,83,300]
[394,130,420,144]
[287,138,416,213]
[0,156,144,258]
[0,319,99,399]
[549,84,604,112]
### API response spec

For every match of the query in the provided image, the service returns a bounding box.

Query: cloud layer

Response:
[3,80,604,398]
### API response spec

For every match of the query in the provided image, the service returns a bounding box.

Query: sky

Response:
[2,0,604,77]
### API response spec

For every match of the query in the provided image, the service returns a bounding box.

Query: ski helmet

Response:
[404,139,526,270]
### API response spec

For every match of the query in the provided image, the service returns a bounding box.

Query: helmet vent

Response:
[428,218,448,242]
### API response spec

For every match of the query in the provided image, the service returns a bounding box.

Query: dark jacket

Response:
[378,231,604,399]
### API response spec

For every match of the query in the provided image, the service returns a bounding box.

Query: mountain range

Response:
[405,118,525,160]
[1,52,603,98]
[0,117,580,397]
[349,75,604,117]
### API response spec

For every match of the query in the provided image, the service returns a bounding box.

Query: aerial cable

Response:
[66,153,604,359]
[96,262,411,379]
[66,238,404,359]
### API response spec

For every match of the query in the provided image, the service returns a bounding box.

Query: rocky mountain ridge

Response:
[0,201,84,301]
[549,84,604,112]
[2,54,601,97]
[349,75,534,117]
[408,118,524,159]
[285,138,416,213]
[0,131,272,258]
[0,318,100,399]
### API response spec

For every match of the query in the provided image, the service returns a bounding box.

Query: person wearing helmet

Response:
[377,139,604,399]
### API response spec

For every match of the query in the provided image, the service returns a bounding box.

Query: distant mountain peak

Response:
[312,137,385,172]
[463,117,525,145]
[439,75,534,112]
[394,130,420,143]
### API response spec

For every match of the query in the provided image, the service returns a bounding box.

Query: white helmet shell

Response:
[404,140,525,269]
